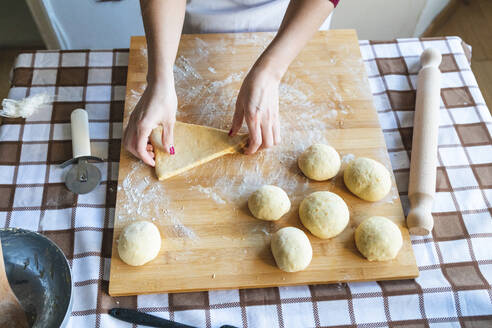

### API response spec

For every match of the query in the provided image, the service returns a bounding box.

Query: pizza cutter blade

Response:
[65,159,101,194]
[61,108,103,195]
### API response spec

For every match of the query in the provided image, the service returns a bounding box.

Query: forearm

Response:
[255,0,334,79]
[140,0,186,84]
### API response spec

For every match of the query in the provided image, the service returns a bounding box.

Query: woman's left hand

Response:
[229,65,282,155]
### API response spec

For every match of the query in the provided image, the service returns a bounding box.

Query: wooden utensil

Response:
[407,48,442,235]
[0,237,29,328]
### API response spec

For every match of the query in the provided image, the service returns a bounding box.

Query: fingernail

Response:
[170,146,175,155]
[228,129,232,136]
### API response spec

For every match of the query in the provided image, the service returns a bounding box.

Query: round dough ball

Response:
[355,216,402,261]
[271,227,313,272]
[248,185,291,221]
[299,191,349,239]
[118,221,162,266]
[343,157,391,201]
[298,144,341,181]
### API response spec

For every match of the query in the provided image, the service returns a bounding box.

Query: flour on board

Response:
[123,36,356,232]
[190,185,226,204]
[118,161,198,240]
[341,153,355,166]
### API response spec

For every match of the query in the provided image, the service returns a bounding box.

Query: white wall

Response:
[331,0,450,40]
[414,0,451,36]
[29,0,451,49]
[32,0,144,49]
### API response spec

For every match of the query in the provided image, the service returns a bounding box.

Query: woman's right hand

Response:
[123,80,177,167]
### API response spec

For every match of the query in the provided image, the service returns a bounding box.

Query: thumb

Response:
[161,121,175,155]
[136,125,155,166]
[230,102,245,137]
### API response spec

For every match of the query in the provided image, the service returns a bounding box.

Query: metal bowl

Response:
[0,228,73,328]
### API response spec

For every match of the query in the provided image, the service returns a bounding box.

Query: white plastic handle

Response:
[70,109,91,158]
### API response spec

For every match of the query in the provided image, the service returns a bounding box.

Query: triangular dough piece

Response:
[150,122,248,181]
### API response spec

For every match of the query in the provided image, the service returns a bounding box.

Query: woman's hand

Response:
[230,0,334,155]
[123,81,177,167]
[230,65,282,154]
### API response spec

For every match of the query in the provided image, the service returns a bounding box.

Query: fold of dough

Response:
[150,122,248,181]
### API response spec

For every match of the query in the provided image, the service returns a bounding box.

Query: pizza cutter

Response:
[60,109,103,194]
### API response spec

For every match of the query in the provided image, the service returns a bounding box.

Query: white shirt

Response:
[183,0,332,34]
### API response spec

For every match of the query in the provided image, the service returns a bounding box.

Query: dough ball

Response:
[298,143,341,181]
[118,221,162,266]
[271,227,313,272]
[355,216,402,261]
[343,157,391,201]
[248,185,291,221]
[299,191,349,239]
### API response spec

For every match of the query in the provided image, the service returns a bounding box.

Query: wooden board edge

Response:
[127,29,359,45]
[109,30,419,296]
[108,35,143,294]
[109,268,420,297]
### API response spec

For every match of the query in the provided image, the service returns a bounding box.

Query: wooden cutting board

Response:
[109,30,418,296]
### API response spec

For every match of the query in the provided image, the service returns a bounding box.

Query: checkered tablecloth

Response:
[2,36,491,327]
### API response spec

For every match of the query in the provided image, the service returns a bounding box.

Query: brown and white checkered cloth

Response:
[2,36,491,327]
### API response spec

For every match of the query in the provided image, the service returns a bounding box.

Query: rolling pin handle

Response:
[407,193,434,236]
[420,48,442,69]
[71,108,92,159]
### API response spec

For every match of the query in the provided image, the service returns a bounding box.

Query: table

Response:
[2,36,491,327]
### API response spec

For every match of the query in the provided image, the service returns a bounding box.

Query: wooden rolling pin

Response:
[407,48,442,235]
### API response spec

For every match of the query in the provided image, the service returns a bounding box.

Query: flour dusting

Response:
[126,86,146,117]
[340,153,356,172]
[190,185,226,204]
[169,215,198,239]
[233,33,272,50]
[118,161,198,240]
[119,162,156,218]
[341,153,355,165]
[170,65,341,203]
[121,36,364,239]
